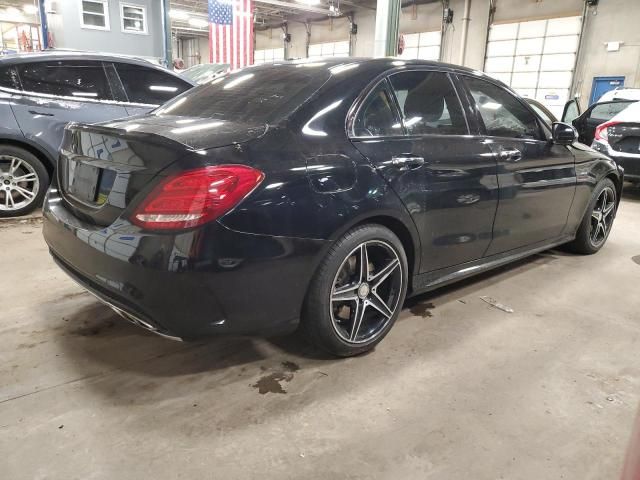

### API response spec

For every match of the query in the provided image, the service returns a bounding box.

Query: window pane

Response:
[308,44,321,56]
[334,41,350,54]
[513,55,540,72]
[511,72,538,89]
[321,43,334,55]
[487,40,516,57]
[485,56,514,73]
[540,53,575,71]
[273,48,284,60]
[123,18,144,31]
[419,31,440,46]
[404,33,419,47]
[0,67,20,90]
[389,71,467,135]
[418,46,440,60]
[515,37,544,55]
[464,76,541,140]
[544,35,579,54]
[538,71,572,88]
[517,20,546,39]
[547,16,581,36]
[400,47,419,59]
[353,83,400,137]
[83,13,106,27]
[82,1,105,14]
[489,23,518,41]
[123,6,144,20]
[18,61,112,99]
[115,64,191,104]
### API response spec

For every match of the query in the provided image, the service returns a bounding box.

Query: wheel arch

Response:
[605,170,623,205]
[0,138,56,176]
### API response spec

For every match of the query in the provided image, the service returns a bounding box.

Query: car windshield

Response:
[155,65,331,124]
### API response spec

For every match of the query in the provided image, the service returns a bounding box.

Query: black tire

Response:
[566,178,617,254]
[0,146,49,217]
[301,224,409,357]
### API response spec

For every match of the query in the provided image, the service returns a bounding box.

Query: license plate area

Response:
[67,159,101,204]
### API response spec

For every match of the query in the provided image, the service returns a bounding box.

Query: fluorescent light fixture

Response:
[404,116,422,127]
[188,17,208,28]
[296,0,320,4]
[149,85,178,92]
[72,92,98,97]
[169,9,189,20]
[23,4,38,14]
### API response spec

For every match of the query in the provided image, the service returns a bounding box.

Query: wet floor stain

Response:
[410,302,435,318]
[71,319,116,336]
[252,360,300,395]
[632,255,640,266]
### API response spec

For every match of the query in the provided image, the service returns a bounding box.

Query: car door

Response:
[9,60,129,161]
[459,75,576,255]
[571,100,635,145]
[110,62,193,116]
[349,69,499,273]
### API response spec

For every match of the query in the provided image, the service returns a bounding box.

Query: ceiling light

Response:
[188,17,208,28]
[23,4,38,14]
[296,0,320,4]
[169,9,190,20]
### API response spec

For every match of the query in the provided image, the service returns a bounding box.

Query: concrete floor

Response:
[1,189,640,480]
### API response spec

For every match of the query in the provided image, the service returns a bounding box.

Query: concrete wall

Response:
[48,0,164,60]
[254,0,640,110]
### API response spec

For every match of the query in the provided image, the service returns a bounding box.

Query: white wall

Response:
[254,0,640,109]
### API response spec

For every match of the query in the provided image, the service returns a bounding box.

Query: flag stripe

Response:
[209,0,253,68]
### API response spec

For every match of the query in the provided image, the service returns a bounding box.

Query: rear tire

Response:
[301,224,408,357]
[566,178,617,254]
[0,146,49,217]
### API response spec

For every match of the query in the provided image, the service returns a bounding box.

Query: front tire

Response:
[302,224,408,357]
[0,146,49,217]
[567,178,617,254]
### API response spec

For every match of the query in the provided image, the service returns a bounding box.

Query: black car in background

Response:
[0,51,195,217]
[43,59,622,357]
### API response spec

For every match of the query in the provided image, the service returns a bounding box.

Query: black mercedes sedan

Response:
[43,58,623,357]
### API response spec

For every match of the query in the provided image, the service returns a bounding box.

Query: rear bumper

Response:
[43,189,329,340]
[592,140,640,180]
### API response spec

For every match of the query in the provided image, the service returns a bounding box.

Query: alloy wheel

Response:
[330,240,403,344]
[590,186,616,247]
[0,156,39,212]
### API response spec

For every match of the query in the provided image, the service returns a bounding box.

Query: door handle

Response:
[499,148,522,162]
[391,156,425,170]
[28,110,54,117]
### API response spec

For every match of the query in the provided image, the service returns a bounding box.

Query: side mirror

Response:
[552,122,578,145]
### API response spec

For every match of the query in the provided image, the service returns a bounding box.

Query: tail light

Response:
[132,165,264,230]
[594,120,620,143]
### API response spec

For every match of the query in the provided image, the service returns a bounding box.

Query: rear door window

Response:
[114,63,191,105]
[352,81,402,137]
[0,66,20,90]
[388,70,468,136]
[16,61,113,100]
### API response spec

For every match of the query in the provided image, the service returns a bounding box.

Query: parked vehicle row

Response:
[0,51,195,216]
[42,58,622,356]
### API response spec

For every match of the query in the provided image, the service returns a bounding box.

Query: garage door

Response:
[308,40,350,59]
[484,16,581,118]
[398,31,441,61]
[254,48,285,65]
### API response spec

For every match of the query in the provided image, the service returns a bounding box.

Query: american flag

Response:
[209,0,254,69]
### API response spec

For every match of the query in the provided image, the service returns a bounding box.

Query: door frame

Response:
[589,76,625,105]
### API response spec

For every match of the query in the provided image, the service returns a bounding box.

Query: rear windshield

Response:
[153,65,331,124]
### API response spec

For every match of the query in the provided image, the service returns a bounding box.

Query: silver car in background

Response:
[0,51,195,217]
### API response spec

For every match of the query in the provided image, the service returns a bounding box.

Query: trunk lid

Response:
[57,116,267,226]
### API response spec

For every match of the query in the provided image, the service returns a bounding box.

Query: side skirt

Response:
[410,235,574,296]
